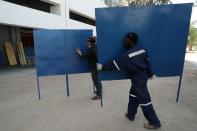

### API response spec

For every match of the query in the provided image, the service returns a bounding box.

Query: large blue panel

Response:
[34,30,67,76]
[65,30,93,74]
[34,29,93,76]
[96,4,192,80]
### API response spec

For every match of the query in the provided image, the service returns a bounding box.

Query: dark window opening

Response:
[3,0,53,13]
[69,10,96,26]
[20,28,35,57]
[20,28,34,48]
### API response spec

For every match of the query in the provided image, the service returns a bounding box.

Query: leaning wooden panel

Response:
[20,42,27,65]
[16,42,27,65]
[4,42,17,65]
[16,43,23,65]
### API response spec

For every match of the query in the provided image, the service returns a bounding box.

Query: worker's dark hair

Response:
[127,32,138,44]
[87,36,96,44]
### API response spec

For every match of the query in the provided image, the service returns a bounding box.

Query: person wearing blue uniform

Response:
[76,37,102,100]
[97,33,161,129]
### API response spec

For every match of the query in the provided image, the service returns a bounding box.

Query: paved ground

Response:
[0,55,197,131]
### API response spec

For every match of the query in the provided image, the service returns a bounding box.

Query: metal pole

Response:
[176,74,183,102]
[101,84,103,107]
[36,75,41,100]
[66,74,70,97]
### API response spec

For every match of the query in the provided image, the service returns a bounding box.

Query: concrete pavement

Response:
[0,59,197,131]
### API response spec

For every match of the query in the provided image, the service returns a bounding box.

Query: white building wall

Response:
[41,0,65,16]
[0,0,66,29]
[66,0,107,35]
[0,0,107,33]
[67,0,106,19]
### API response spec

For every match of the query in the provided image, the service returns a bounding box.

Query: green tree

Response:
[188,22,197,51]
[124,0,171,6]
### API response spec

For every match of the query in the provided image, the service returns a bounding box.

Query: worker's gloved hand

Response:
[96,63,103,71]
[149,75,158,80]
[76,48,82,56]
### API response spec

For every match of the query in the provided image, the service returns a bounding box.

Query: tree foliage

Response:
[188,22,197,50]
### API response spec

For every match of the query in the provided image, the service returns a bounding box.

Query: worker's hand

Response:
[149,75,158,80]
[96,63,103,71]
[76,48,82,56]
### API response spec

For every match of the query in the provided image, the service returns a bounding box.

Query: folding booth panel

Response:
[34,30,66,76]
[96,4,192,80]
[34,29,93,76]
[65,30,93,74]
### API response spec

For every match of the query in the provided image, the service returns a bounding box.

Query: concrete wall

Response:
[0,0,66,29]
[0,0,107,31]
[0,25,10,66]
[67,0,107,19]
[66,0,107,35]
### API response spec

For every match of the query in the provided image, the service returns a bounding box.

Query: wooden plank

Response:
[16,43,23,65]
[20,42,27,65]
[4,42,17,65]
[16,42,27,66]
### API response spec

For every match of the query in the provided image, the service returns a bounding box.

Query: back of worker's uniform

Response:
[102,46,161,127]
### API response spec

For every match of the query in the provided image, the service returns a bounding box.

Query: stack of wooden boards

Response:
[4,42,27,66]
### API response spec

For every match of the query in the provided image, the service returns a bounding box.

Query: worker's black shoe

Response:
[143,123,161,130]
[125,113,135,121]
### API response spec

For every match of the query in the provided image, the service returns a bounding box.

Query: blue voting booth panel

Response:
[34,30,67,76]
[96,4,192,80]
[34,29,92,76]
[65,30,93,74]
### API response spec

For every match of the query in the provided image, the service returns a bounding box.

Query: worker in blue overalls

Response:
[97,32,161,129]
[76,37,102,100]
